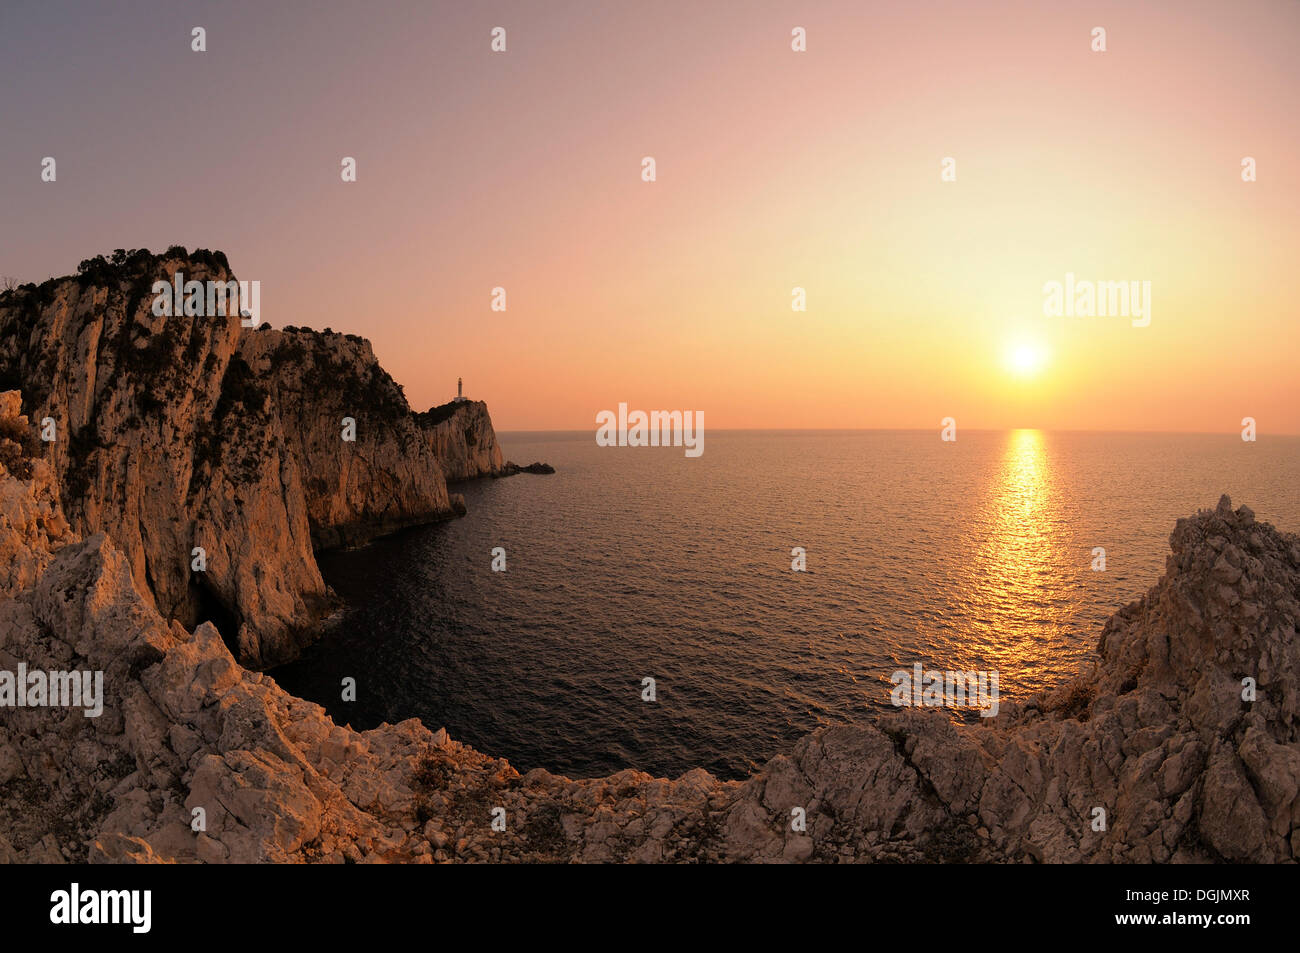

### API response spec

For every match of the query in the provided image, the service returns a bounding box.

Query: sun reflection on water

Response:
[1001,429,1048,521]
[967,429,1072,695]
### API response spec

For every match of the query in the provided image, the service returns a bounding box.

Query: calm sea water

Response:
[274,430,1300,781]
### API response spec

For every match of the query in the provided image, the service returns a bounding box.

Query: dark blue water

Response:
[273,429,1300,780]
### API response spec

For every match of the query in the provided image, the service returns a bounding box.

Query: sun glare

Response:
[1005,341,1047,378]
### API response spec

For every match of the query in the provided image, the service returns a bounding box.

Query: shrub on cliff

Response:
[75,255,114,286]
[415,400,462,427]
[73,248,219,292]
[189,248,230,272]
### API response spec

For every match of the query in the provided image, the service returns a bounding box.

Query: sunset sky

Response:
[1,0,1296,432]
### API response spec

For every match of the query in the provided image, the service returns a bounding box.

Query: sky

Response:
[1,0,1297,433]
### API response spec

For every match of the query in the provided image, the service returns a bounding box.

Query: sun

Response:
[1004,341,1048,378]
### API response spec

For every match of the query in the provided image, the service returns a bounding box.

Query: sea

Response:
[273,429,1300,781]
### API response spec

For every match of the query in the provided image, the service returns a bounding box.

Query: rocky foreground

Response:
[2,389,1297,862]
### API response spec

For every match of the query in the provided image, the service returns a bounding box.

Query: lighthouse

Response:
[454,376,467,403]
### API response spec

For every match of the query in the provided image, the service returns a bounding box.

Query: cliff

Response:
[417,400,506,481]
[0,250,326,668]
[239,329,456,549]
[0,250,506,667]
[2,385,1296,863]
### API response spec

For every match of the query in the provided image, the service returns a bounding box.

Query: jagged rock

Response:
[0,395,74,598]
[495,461,555,477]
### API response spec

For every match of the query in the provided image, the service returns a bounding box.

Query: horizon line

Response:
[494,426,1300,438]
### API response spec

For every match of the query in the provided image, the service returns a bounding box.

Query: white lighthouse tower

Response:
[453,376,467,403]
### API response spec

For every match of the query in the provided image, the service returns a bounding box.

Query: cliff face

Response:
[0,250,495,668]
[1,388,1296,863]
[0,251,326,668]
[418,400,506,481]
[240,329,455,549]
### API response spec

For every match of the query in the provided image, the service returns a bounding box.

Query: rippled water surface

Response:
[274,430,1300,780]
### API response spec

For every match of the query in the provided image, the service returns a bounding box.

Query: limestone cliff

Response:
[0,250,328,668]
[1,385,1296,863]
[0,250,498,668]
[417,400,506,481]
[240,329,455,549]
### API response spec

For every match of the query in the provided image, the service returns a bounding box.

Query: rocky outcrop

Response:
[495,461,555,477]
[0,393,74,598]
[240,329,455,550]
[418,400,505,481]
[0,251,327,668]
[2,388,1295,863]
[0,250,499,667]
